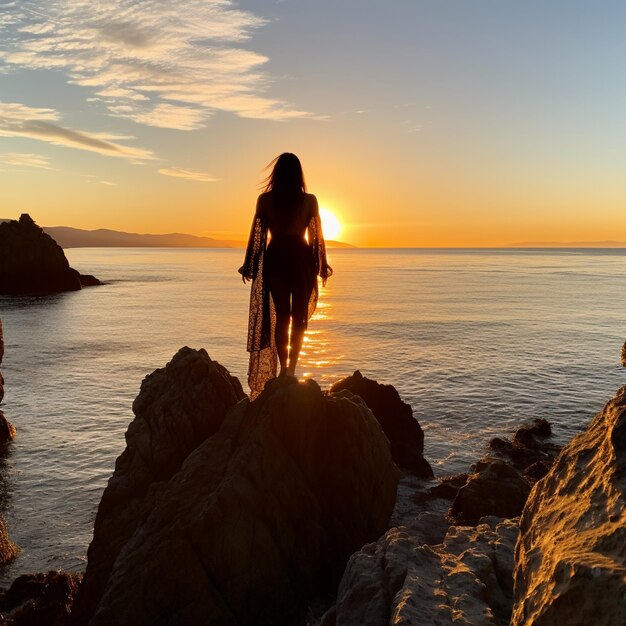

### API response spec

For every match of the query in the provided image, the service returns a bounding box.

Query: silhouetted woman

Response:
[239,153,332,395]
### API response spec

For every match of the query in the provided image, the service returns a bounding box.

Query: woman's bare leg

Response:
[270,283,290,376]
[287,287,309,376]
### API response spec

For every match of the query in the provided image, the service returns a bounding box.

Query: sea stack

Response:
[0,214,101,295]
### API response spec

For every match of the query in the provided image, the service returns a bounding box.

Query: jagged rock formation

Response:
[71,347,245,624]
[0,572,81,626]
[512,386,626,626]
[75,350,399,626]
[450,458,531,525]
[0,214,101,295]
[331,371,433,477]
[322,517,519,626]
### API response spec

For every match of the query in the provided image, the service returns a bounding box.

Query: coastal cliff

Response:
[0,214,101,295]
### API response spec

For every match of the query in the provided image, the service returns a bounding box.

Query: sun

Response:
[319,208,342,241]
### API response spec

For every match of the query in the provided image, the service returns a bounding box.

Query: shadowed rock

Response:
[512,385,626,626]
[0,318,15,445]
[0,318,4,403]
[0,214,101,295]
[322,517,519,626]
[488,418,561,485]
[331,371,433,477]
[76,354,399,626]
[450,458,531,525]
[71,347,245,625]
[0,572,81,626]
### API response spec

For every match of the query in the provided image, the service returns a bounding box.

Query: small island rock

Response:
[0,214,101,295]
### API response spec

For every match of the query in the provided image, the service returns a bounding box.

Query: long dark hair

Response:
[263,153,306,208]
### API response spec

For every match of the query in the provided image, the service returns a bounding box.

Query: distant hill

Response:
[507,241,626,248]
[42,225,355,249]
[44,226,236,248]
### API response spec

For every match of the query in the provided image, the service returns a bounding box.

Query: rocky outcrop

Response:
[75,352,399,626]
[0,318,4,403]
[489,419,561,484]
[0,214,101,295]
[71,347,245,624]
[512,386,626,626]
[0,318,15,446]
[322,517,519,626]
[331,371,433,477]
[0,572,81,626]
[450,458,531,526]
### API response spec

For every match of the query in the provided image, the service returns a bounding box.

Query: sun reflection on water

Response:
[299,285,344,384]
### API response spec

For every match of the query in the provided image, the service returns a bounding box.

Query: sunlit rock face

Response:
[512,386,626,626]
[323,517,519,626]
[76,353,399,626]
[331,370,433,478]
[71,347,246,625]
[0,214,101,295]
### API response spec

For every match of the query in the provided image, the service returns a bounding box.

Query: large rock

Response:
[0,317,4,403]
[76,355,399,625]
[0,214,101,295]
[331,371,433,477]
[323,517,519,626]
[451,458,530,525]
[71,347,245,624]
[512,386,626,626]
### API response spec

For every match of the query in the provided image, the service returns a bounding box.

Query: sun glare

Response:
[319,208,342,241]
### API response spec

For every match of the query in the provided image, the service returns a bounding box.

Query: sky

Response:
[1,0,626,247]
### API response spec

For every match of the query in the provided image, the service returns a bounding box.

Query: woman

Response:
[239,153,332,396]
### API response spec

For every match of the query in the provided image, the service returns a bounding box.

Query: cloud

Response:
[0,151,52,169]
[158,167,219,183]
[98,180,117,186]
[0,100,155,159]
[0,1,310,130]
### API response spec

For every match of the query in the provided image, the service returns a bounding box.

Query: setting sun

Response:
[319,208,342,241]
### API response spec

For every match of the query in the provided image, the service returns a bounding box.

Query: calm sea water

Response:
[0,247,625,581]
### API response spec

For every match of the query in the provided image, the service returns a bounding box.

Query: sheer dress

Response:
[239,197,332,396]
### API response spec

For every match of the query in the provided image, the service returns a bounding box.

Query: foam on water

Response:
[0,247,625,581]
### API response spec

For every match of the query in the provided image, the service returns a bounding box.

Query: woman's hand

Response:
[238,266,252,283]
[320,263,333,287]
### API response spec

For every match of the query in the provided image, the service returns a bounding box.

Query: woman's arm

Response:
[238,196,267,283]
[308,195,333,286]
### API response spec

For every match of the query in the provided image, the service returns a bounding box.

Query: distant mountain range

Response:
[506,240,626,248]
[36,225,354,249]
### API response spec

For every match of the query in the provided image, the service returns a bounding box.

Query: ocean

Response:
[0,247,625,582]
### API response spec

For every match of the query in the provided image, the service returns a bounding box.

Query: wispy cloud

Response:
[0,101,155,159]
[98,180,117,186]
[0,1,310,130]
[158,167,219,183]
[0,151,52,169]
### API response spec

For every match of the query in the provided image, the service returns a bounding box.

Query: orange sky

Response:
[2,1,626,247]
